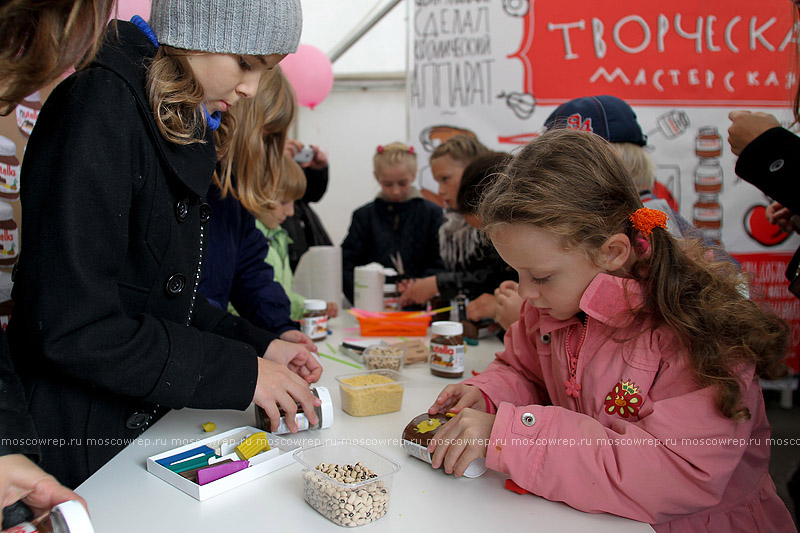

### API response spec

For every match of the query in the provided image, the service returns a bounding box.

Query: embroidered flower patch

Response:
[603,379,643,418]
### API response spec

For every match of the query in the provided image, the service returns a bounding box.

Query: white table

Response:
[76,314,653,532]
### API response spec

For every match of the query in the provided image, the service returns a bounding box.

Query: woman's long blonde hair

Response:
[481,129,789,421]
[214,67,296,221]
[0,0,117,115]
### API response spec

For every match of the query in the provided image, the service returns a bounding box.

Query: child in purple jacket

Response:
[426,129,794,532]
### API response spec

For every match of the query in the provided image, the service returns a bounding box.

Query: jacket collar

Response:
[376,186,423,203]
[537,273,644,334]
[92,21,217,198]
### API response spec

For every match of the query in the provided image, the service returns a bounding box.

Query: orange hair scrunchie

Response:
[629,207,669,237]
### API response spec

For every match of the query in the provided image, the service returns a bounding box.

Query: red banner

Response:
[511,0,797,106]
[733,252,800,372]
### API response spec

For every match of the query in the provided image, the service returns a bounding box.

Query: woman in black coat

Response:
[7,2,320,489]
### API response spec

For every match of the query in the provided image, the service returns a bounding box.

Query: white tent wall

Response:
[296,0,409,246]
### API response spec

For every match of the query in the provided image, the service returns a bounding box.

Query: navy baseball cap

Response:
[544,95,647,146]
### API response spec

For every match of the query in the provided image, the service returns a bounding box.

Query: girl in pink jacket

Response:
[427,128,795,532]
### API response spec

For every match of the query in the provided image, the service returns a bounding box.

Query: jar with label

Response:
[300,299,328,340]
[694,158,723,194]
[693,194,723,243]
[0,201,19,266]
[254,386,334,435]
[1,500,94,533]
[429,321,465,378]
[694,126,722,158]
[15,92,41,139]
[383,283,400,311]
[0,136,20,200]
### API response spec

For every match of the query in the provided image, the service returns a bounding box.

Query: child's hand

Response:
[466,293,498,321]
[428,409,495,476]
[280,329,318,353]
[495,280,524,330]
[253,357,322,433]
[326,302,339,318]
[428,384,486,415]
[263,339,323,383]
[309,144,328,170]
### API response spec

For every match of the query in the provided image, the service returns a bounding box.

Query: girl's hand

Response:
[495,280,523,330]
[727,110,780,155]
[325,302,339,318]
[280,329,318,354]
[253,358,321,433]
[264,339,322,383]
[428,409,495,476]
[428,384,486,415]
[309,144,329,170]
[466,293,497,321]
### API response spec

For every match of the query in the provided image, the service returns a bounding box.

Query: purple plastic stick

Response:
[197,460,250,485]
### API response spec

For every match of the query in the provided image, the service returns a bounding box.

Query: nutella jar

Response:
[693,194,723,244]
[655,110,690,139]
[383,283,400,311]
[301,299,328,340]
[429,321,465,378]
[15,91,41,138]
[0,202,19,266]
[694,158,723,194]
[694,126,722,158]
[254,386,334,435]
[0,136,20,200]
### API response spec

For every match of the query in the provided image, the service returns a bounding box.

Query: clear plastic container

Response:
[293,442,400,527]
[335,370,407,416]
[362,344,405,371]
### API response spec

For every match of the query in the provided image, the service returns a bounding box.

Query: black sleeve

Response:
[0,329,38,459]
[301,166,329,203]
[735,126,800,214]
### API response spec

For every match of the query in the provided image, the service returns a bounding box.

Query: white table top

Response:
[76,314,653,532]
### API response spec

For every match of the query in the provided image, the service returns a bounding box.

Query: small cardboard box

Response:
[146,425,297,501]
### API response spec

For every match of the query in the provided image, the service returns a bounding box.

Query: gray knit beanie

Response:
[149,0,302,56]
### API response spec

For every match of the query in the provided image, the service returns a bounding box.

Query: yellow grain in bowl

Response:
[336,370,407,417]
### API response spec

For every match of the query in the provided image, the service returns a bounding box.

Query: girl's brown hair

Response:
[480,128,788,420]
[214,67,296,221]
[429,134,488,165]
[0,0,117,115]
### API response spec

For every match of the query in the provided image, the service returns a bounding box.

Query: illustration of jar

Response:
[694,158,723,194]
[654,110,690,139]
[15,91,42,138]
[693,195,722,243]
[0,201,19,265]
[694,126,722,158]
[0,136,20,200]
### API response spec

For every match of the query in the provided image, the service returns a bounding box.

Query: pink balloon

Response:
[280,44,334,110]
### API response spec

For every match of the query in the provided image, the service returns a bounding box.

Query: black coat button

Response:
[165,273,186,296]
[176,200,189,222]
[125,412,150,430]
[199,202,212,223]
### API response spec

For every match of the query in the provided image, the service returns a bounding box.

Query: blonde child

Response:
[257,156,339,319]
[427,129,793,531]
[400,135,516,321]
[8,0,321,488]
[341,142,444,304]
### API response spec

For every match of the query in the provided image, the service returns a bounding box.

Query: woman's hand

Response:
[253,357,321,433]
[398,276,438,305]
[428,409,495,477]
[466,293,497,321]
[765,202,800,234]
[727,110,781,155]
[280,329,317,353]
[495,280,523,330]
[0,454,86,528]
[264,339,322,383]
[428,383,486,415]
[325,302,339,318]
